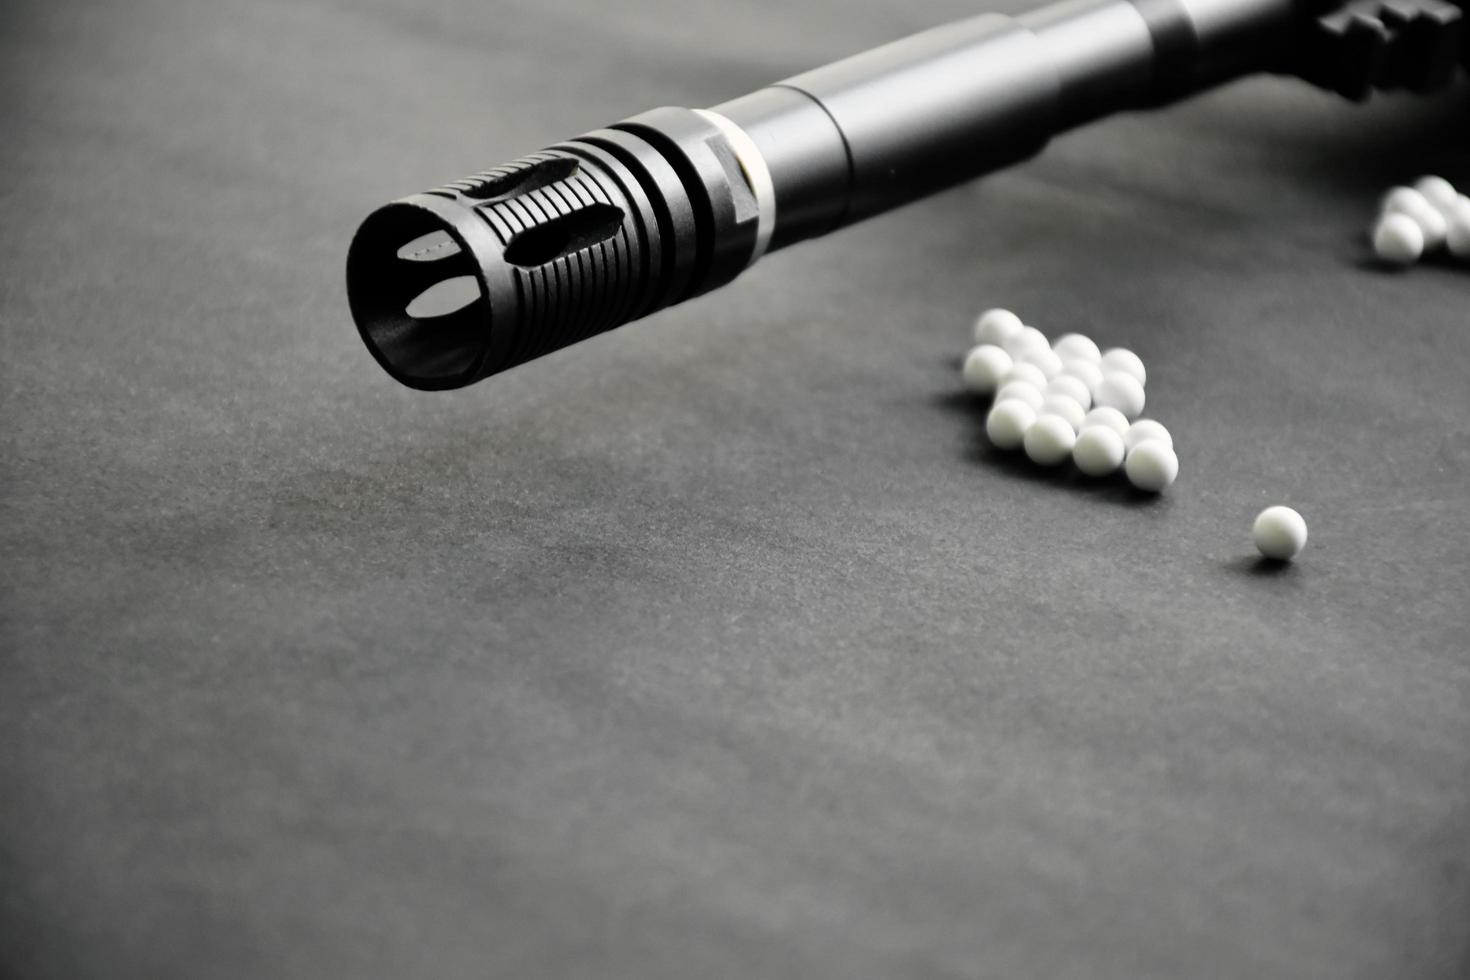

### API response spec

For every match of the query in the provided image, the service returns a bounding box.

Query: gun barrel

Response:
[345,0,1295,390]
[715,0,1296,248]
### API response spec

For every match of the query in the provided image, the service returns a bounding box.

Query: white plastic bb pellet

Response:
[1373,212,1425,266]
[1080,406,1129,438]
[1381,186,1447,250]
[1045,375,1092,410]
[974,308,1024,347]
[1447,202,1470,259]
[1124,439,1177,491]
[986,399,1037,450]
[1023,414,1076,466]
[1003,326,1051,359]
[1093,372,1146,419]
[1060,359,1103,393]
[1100,348,1146,386]
[1252,506,1307,560]
[1004,361,1049,389]
[1052,333,1102,364]
[1413,175,1458,216]
[1039,394,1086,432]
[1016,346,1065,380]
[1073,426,1126,476]
[962,345,1013,394]
[1125,419,1172,452]
[994,380,1045,412]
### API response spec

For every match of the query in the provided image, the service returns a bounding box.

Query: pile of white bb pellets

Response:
[962,309,1179,492]
[959,310,1310,561]
[1371,174,1470,266]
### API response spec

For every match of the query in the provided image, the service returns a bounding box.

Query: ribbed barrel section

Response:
[348,149,650,390]
[450,153,644,368]
[347,110,759,390]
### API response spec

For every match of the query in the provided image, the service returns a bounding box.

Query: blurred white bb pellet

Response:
[1039,394,1086,432]
[1093,371,1146,419]
[1045,375,1092,410]
[1381,185,1432,217]
[1412,175,1458,216]
[1003,326,1051,359]
[1380,186,1446,249]
[986,399,1037,450]
[1373,212,1424,266]
[1052,333,1102,364]
[1023,414,1076,466]
[974,308,1024,346]
[1446,205,1470,259]
[1072,425,1126,476]
[1016,346,1065,380]
[1004,361,1049,389]
[1125,419,1172,452]
[1100,348,1146,386]
[1124,440,1178,491]
[994,380,1045,412]
[1081,406,1130,438]
[962,344,1013,394]
[1060,358,1103,392]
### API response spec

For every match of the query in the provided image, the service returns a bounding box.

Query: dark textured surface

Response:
[2,1,1469,978]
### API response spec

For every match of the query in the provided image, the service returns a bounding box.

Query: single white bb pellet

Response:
[1125,419,1172,452]
[1093,371,1146,419]
[1004,361,1049,389]
[1081,406,1130,438]
[1252,505,1307,561]
[1072,425,1126,476]
[1447,204,1470,259]
[1124,439,1178,491]
[1413,175,1458,215]
[1415,206,1448,250]
[962,344,1014,394]
[1003,326,1051,359]
[1381,185,1433,217]
[1373,212,1425,266]
[994,380,1045,412]
[1381,186,1447,249]
[974,308,1024,346]
[986,399,1038,450]
[1016,346,1065,380]
[1100,348,1146,386]
[1045,375,1092,410]
[1060,358,1103,392]
[1052,333,1102,364]
[1023,413,1077,466]
[1039,394,1086,432]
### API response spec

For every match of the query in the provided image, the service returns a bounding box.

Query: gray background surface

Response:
[2,1,1469,977]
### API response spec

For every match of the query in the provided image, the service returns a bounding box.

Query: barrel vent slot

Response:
[464,157,581,201]
[503,203,624,267]
[405,275,480,319]
[396,230,462,262]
